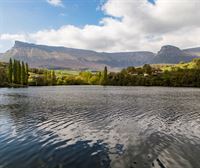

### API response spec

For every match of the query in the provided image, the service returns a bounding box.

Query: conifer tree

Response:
[25,63,29,85]
[17,61,21,84]
[8,58,13,83]
[101,66,108,85]
[13,59,18,84]
[21,61,26,85]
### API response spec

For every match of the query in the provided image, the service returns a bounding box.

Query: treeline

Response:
[8,59,29,86]
[1,58,200,88]
[106,59,200,87]
[0,62,8,87]
[29,68,56,86]
[28,66,108,86]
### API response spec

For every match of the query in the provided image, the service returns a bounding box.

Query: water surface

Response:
[0,86,200,168]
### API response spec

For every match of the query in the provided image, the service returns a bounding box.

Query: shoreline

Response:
[1,85,200,89]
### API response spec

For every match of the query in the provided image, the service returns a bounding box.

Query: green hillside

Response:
[107,58,200,87]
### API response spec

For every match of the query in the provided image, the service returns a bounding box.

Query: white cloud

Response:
[1,0,200,52]
[46,0,63,7]
[0,34,27,41]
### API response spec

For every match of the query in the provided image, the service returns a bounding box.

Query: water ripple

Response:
[1,86,200,168]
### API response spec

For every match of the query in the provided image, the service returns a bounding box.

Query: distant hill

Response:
[183,47,200,57]
[1,41,199,70]
[152,45,198,64]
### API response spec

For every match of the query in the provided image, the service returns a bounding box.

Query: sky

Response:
[0,0,200,53]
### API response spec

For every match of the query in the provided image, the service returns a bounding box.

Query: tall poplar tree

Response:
[8,58,13,83]
[17,61,21,84]
[101,66,108,85]
[25,63,29,85]
[13,59,17,84]
[21,61,26,85]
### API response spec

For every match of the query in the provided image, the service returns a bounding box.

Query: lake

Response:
[0,86,200,168]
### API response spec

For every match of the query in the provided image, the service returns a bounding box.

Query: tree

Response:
[17,61,21,84]
[44,69,48,85]
[8,58,13,83]
[0,63,8,86]
[13,59,18,84]
[127,66,136,74]
[25,63,29,85]
[98,72,102,84]
[51,70,57,85]
[79,71,92,83]
[21,61,26,85]
[47,70,52,85]
[101,66,108,85]
[193,58,200,69]
[143,64,152,75]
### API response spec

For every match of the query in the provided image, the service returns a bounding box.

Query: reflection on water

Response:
[0,86,200,168]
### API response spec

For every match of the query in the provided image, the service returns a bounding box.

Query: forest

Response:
[1,58,200,87]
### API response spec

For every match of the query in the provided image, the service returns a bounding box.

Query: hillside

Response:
[1,41,200,70]
[152,45,197,64]
[183,47,200,56]
[1,41,155,70]
[159,58,200,71]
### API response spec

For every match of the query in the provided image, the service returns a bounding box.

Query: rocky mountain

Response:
[1,41,199,70]
[1,41,155,70]
[152,45,198,64]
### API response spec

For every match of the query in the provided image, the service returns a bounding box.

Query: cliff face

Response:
[1,41,199,70]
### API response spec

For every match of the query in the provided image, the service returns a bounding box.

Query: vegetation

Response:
[0,59,29,87]
[1,58,200,87]
[28,68,102,86]
[101,66,108,85]
[0,62,9,87]
[107,59,200,87]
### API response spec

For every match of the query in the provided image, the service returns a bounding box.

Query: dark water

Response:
[0,86,200,168]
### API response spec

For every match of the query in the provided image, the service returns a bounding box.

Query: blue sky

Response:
[0,0,108,52]
[0,0,105,34]
[0,0,154,34]
[0,0,199,53]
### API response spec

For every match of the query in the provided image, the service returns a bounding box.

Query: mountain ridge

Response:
[1,41,199,70]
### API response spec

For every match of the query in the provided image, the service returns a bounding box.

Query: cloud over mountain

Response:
[1,0,200,52]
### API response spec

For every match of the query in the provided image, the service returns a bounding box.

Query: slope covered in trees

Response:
[1,58,200,87]
[107,59,200,87]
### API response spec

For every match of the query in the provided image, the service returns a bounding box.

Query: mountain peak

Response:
[160,45,180,51]
[152,44,198,64]
[157,45,182,56]
[14,41,35,48]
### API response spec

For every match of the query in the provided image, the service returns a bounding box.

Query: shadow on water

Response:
[0,138,111,168]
